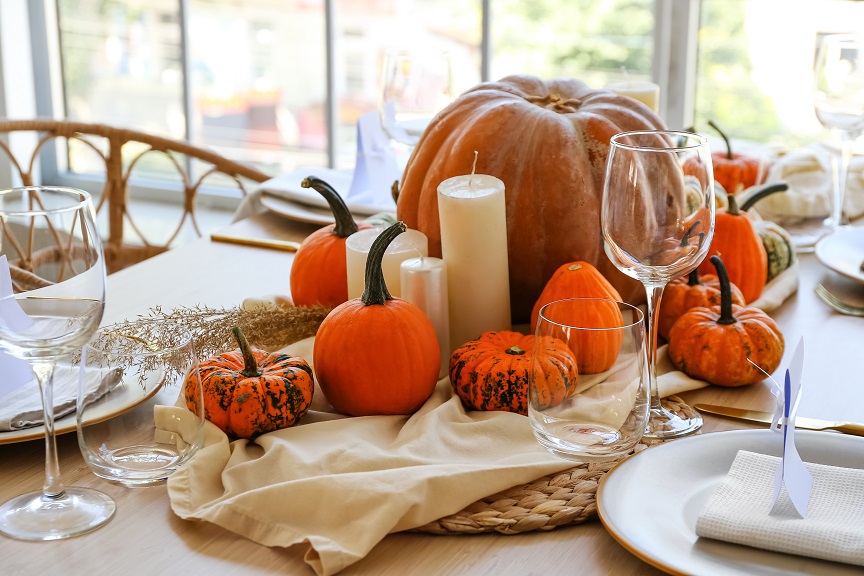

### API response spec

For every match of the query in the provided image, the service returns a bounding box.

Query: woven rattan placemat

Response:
[414,396,699,535]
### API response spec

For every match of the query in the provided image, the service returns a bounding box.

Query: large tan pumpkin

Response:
[397,74,667,322]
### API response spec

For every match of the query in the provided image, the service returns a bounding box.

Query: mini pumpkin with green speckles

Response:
[449,330,578,415]
[184,326,314,439]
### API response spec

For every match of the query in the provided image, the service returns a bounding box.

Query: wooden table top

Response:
[2,211,862,576]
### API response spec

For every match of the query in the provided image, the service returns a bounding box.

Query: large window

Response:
[2,0,864,191]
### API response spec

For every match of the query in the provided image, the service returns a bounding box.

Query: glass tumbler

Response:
[529,298,647,462]
[76,322,204,486]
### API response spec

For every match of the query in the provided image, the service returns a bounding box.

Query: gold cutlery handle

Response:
[210,234,301,252]
[835,423,864,437]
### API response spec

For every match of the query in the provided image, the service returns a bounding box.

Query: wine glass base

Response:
[0,487,115,541]
[643,402,703,440]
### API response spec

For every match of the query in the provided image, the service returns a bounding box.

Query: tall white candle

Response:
[605,81,660,113]
[437,174,511,351]
[346,228,428,299]
[401,257,450,379]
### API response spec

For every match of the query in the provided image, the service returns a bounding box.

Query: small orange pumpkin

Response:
[536,297,624,375]
[185,326,314,439]
[290,176,374,307]
[698,182,788,303]
[529,261,622,331]
[448,330,578,415]
[706,120,761,194]
[657,267,745,341]
[668,256,784,387]
[313,222,440,416]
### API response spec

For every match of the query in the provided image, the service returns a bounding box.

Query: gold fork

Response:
[815,283,864,317]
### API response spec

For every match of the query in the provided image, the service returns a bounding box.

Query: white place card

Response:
[348,110,402,207]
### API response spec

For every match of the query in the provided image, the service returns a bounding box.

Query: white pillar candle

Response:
[437,174,511,351]
[605,81,660,113]
[345,228,428,299]
[401,257,450,379]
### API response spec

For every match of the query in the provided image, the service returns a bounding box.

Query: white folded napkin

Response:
[749,259,799,313]
[754,147,864,221]
[233,167,396,223]
[696,450,864,567]
[0,364,122,431]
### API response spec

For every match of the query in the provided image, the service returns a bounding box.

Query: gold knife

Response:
[695,404,864,437]
[210,234,300,252]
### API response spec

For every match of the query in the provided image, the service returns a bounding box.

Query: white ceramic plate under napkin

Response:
[815,226,864,284]
[597,429,864,576]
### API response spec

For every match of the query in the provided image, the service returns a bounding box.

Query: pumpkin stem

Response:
[726,193,741,216]
[362,221,407,306]
[232,326,262,378]
[567,263,583,271]
[687,269,701,287]
[505,345,526,355]
[707,120,734,160]
[710,255,737,325]
[680,220,701,247]
[391,180,400,204]
[301,176,359,238]
[739,182,789,212]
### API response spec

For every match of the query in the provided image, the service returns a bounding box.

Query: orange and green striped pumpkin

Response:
[449,330,578,414]
[184,326,314,439]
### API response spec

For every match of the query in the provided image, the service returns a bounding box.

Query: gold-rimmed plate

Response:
[597,429,864,576]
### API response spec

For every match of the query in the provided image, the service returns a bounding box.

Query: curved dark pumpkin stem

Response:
[362,221,407,306]
[680,220,701,247]
[301,176,359,238]
[505,345,525,356]
[707,120,734,160]
[739,182,789,212]
[687,269,701,287]
[710,255,737,325]
[232,326,262,378]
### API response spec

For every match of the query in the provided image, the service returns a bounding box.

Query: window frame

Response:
[0,0,699,205]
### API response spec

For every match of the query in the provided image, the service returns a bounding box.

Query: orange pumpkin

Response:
[313,222,440,416]
[698,183,788,303]
[185,326,314,439]
[449,330,578,414]
[536,297,624,375]
[669,256,784,387]
[529,261,622,331]
[397,74,666,323]
[706,120,761,194]
[657,267,745,341]
[290,176,374,307]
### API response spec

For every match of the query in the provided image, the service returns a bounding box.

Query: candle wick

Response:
[469,150,478,187]
[409,241,424,260]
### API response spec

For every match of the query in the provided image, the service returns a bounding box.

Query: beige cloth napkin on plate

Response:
[696,450,864,567]
[0,364,121,431]
[750,259,799,313]
[167,336,711,576]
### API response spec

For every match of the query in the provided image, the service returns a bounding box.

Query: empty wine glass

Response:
[814,34,864,232]
[0,186,113,540]
[378,48,455,150]
[602,131,715,439]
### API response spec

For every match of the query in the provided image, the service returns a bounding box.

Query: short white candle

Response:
[401,257,450,379]
[605,81,660,113]
[437,174,511,351]
[346,228,428,299]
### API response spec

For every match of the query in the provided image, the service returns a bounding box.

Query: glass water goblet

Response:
[0,186,113,540]
[602,131,715,439]
[814,34,864,232]
[378,48,455,151]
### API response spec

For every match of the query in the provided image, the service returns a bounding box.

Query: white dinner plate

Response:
[260,191,338,226]
[597,429,864,576]
[0,370,165,445]
[815,226,864,284]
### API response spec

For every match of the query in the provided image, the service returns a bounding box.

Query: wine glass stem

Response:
[33,361,66,499]
[832,129,859,230]
[644,282,665,412]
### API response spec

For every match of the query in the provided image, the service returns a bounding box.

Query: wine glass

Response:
[814,34,864,232]
[0,186,113,540]
[378,48,455,152]
[602,131,715,439]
